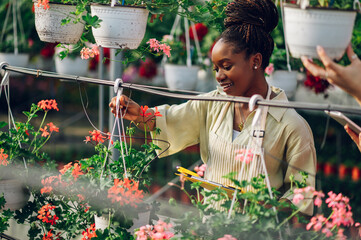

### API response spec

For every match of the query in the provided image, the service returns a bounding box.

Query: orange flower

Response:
[84,136,91,143]
[87,130,106,144]
[77,194,85,202]
[108,178,144,208]
[37,99,59,112]
[140,106,152,117]
[59,162,73,175]
[71,163,84,180]
[81,224,97,240]
[43,229,53,240]
[0,148,9,166]
[154,107,162,117]
[36,0,50,10]
[37,204,59,225]
[47,122,59,132]
[40,175,62,194]
[40,126,50,137]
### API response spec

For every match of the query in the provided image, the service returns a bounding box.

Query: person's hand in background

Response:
[301,44,361,105]
[345,124,361,152]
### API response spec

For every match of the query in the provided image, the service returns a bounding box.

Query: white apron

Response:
[204,88,272,190]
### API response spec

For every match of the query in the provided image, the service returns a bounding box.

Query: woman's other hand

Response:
[301,44,361,105]
[345,124,361,152]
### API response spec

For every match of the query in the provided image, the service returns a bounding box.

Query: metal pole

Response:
[109,49,123,162]
[98,47,104,132]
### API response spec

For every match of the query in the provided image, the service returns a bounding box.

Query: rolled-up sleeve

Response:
[281,123,317,216]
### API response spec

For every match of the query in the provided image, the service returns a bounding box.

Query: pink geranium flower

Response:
[194,164,207,177]
[265,63,274,76]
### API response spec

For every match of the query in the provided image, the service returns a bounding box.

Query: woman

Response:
[110,0,316,215]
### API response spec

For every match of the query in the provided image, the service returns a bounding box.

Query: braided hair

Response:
[220,0,278,69]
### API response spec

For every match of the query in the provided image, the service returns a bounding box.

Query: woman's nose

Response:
[215,70,226,82]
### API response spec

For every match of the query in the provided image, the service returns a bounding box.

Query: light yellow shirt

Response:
[151,86,317,215]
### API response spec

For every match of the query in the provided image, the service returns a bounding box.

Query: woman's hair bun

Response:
[224,0,278,34]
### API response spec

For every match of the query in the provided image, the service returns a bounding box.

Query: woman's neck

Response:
[243,79,269,99]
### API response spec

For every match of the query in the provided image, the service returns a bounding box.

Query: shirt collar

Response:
[216,86,288,122]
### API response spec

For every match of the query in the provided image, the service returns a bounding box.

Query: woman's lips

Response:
[220,82,234,92]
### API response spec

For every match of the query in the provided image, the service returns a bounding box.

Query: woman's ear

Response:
[251,53,263,70]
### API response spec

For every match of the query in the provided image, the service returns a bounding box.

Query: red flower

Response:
[40,175,62,194]
[189,23,208,41]
[37,204,59,225]
[71,163,84,180]
[108,178,144,208]
[140,106,152,118]
[40,126,50,137]
[89,47,110,70]
[40,43,57,58]
[139,58,157,79]
[86,130,106,144]
[154,107,162,117]
[81,224,97,240]
[47,122,59,132]
[0,148,9,166]
[304,70,330,94]
[37,99,59,111]
[43,229,53,240]
[59,162,73,175]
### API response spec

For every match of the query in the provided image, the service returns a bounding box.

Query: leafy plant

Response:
[162,170,361,239]
[5,103,163,239]
[0,99,59,172]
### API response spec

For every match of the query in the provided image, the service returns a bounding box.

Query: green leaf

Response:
[0,122,7,129]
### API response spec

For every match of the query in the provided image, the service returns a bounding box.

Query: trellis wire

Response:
[2,63,361,115]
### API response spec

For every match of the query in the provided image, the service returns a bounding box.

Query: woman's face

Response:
[211,39,258,97]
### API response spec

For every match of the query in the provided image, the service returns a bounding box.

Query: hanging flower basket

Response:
[55,57,89,76]
[283,5,357,60]
[266,70,298,99]
[90,4,149,49]
[164,64,200,91]
[34,2,85,44]
[0,179,29,211]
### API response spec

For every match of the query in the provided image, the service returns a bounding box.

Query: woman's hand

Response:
[109,95,141,122]
[109,95,156,131]
[345,124,361,152]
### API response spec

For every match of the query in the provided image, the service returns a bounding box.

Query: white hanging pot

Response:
[55,57,89,76]
[164,64,200,91]
[266,70,298,98]
[0,179,29,211]
[0,53,29,68]
[34,2,85,44]
[0,53,29,77]
[94,214,110,230]
[283,5,356,60]
[91,4,149,49]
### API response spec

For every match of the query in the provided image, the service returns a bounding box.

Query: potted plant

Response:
[0,0,34,70]
[163,22,209,91]
[4,105,164,239]
[265,46,303,98]
[160,170,361,239]
[89,0,181,50]
[0,99,59,212]
[54,44,95,76]
[33,0,87,44]
[283,0,358,60]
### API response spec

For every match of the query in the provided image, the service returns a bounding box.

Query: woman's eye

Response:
[224,65,232,71]
[213,67,219,72]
